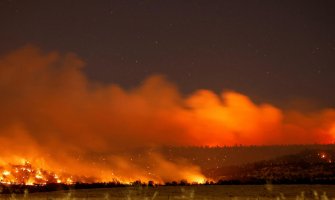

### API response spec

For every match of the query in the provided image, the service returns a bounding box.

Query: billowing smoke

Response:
[0,45,334,183]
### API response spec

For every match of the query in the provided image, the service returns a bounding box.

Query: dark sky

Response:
[1,0,335,108]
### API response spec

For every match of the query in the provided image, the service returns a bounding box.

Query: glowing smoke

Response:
[0,45,334,183]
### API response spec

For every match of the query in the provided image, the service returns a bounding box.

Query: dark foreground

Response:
[1,185,335,200]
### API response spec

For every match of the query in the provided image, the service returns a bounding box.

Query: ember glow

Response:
[0,46,335,184]
[1,161,65,185]
[318,152,333,163]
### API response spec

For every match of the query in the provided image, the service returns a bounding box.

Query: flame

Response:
[2,170,10,176]
[0,45,334,184]
[0,162,65,185]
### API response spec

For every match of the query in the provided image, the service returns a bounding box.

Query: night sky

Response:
[1,0,335,108]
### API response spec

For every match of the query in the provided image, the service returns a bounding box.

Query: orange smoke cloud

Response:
[0,45,334,183]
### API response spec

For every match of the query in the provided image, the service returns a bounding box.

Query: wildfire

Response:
[0,158,206,185]
[1,46,335,186]
[0,162,64,185]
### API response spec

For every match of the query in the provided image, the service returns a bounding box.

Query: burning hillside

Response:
[0,46,335,184]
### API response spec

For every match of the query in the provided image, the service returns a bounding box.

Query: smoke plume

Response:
[0,45,334,183]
